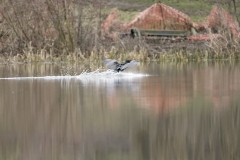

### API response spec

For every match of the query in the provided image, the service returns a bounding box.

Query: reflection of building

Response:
[192,64,240,108]
[134,76,188,114]
[77,63,240,114]
[129,63,240,113]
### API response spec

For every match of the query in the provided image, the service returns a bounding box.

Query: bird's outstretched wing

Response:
[120,60,140,71]
[102,59,119,70]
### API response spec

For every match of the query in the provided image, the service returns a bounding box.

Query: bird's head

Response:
[125,60,131,63]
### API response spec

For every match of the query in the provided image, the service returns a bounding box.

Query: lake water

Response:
[0,61,239,160]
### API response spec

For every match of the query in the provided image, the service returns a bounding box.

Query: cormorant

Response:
[102,58,140,72]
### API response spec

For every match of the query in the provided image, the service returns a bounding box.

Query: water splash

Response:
[76,69,148,87]
[0,75,73,80]
[78,69,147,78]
[0,69,148,80]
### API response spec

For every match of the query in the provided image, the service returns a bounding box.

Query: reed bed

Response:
[1,42,240,64]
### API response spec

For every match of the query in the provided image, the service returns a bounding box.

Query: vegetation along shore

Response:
[0,0,240,63]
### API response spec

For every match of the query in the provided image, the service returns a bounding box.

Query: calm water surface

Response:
[0,61,239,160]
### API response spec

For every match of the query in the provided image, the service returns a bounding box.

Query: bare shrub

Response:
[0,0,103,56]
[205,26,240,59]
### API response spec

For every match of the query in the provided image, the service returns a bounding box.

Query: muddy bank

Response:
[144,37,209,53]
[101,35,212,54]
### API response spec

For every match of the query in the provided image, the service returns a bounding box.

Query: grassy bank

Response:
[108,0,213,23]
[117,0,240,22]
[0,0,240,64]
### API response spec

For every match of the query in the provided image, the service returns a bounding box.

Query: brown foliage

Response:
[0,0,103,55]
[205,5,240,38]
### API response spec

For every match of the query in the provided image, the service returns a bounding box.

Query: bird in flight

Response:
[102,58,140,72]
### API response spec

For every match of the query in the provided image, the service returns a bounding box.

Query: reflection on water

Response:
[0,62,240,160]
